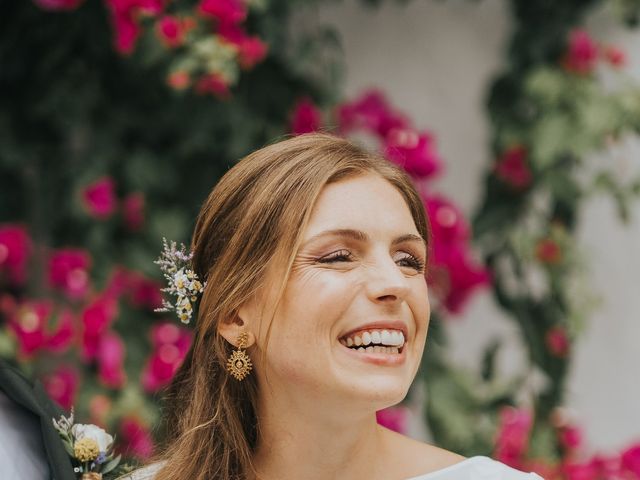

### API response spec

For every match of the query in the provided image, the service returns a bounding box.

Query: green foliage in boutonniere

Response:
[53,409,134,480]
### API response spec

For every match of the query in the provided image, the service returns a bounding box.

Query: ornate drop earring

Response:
[226,332,252,381]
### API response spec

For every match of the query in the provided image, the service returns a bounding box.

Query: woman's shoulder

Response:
[116,461,165,480]
[406,456,544,479]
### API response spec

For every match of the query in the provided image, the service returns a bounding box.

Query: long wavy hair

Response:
[154,133,430,480]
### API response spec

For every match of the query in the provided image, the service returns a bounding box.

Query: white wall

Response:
[313,0,640,453]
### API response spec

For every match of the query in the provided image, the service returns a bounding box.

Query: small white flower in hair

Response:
[154,237,206,324]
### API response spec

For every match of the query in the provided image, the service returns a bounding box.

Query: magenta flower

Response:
[545,326,570,358]
[119,416,154,459]
[562,460,600,480]
[105,0,162,55]
[384,128,443,179]
[81,294,119,361]
[562,29,598,75]
[337,90,408,137]
[620,443,640,476]
[198,0,246,24]
[8,301,50,357]
[424,195,490,314]
[156,15,184,48]
[7,300,75,356]
[127,272,163,310]
[105,265,131,297]
[42,366,79,411]
[218,23,268,69]
[0,224,31,286]
[122,192,145,232]
[82,176,117,219]
[46,307,76,353]
[48,248,92,300]
[290,97,322,135]
[559,424,583,451]
[97,332,127,389]
[376,407,408,434]
[494,406,533,469]
[195,73,230,98]
[142,322,191,392]
[495,145,532,190]
[33,0,84,10]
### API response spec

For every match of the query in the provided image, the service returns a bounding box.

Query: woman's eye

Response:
[396,253,426,273]
[317,249,353,263]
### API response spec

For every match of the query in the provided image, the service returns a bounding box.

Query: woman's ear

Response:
[218,308,256,348]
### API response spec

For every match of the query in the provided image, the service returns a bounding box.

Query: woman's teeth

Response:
[339,329,405,354]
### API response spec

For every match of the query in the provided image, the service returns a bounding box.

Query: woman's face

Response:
[248,173,430,411]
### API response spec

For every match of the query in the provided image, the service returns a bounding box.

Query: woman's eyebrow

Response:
[301,229,425,248]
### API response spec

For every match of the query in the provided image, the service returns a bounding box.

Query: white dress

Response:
[122,456,544,479]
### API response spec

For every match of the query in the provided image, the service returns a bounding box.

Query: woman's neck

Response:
[252,398,388,480]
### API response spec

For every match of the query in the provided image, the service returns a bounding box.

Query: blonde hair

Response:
[155,133,430,480]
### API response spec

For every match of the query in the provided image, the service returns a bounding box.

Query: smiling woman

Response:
[126,134,542,480]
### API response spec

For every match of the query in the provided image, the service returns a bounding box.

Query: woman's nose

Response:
[365,255,411,304]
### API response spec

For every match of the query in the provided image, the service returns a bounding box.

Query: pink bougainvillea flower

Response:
[198,0,246,24]
[546,326,570,357]
[0,224,31,286]
[33,0,84,11]
[602,45,626,68]
[336,90,408,138]
[142,322,191,392]
[423,195,490,314]
[105,0,163,55]
[290,97,322,135]
[48,248,92,300]
[42,366,79,411]
[430,245,491,314]
[8,301,51,357]
[561,460,600,480]
[122,192,145,232]
[425,196,470,244]
[81,294,119,361]
[495,145,532,190]
[111,12,141,55]
[156,15,184,48]
[119,416,154,459]
[127,272,163,310]
[218,23,268,69]
[237,36,268,69]
[559,424,583,451]
[82,176,117,219]
[7,301,75,356]
[620,442,640,476]
[384,128,443,179]
[535,238,562,265]
[167,71,191,90]
[195,72,230,98]
[46,307,76,353]
[562,29,598,75]
[494,406,533,469]
[376,407,408,434]
[97,332,127,389]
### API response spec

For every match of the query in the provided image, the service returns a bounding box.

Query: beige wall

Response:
[314,0,640,452]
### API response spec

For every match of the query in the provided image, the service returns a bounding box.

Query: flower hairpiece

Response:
[154,237,206,324]
[52,409,132,479]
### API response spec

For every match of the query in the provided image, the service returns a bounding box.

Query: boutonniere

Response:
[52,409,132,480]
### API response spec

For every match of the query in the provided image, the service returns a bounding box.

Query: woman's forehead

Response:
[303,174,419,240]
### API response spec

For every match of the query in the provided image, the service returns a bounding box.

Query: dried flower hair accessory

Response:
[52,409,132,479]
[154,237,206,324]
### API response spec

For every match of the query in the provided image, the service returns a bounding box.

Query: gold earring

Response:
[226,332,252,381]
